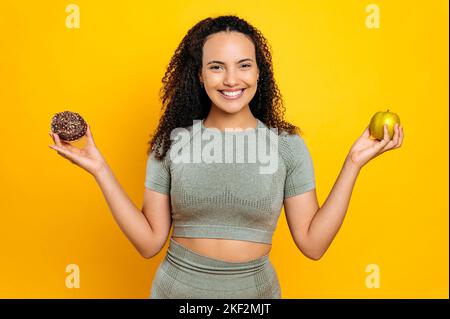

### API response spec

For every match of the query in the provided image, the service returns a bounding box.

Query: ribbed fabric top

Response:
[144,118,316,244]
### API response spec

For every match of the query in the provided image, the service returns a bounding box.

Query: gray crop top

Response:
[144,118,316,244]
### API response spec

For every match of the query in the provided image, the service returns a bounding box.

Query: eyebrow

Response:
[207,58,254,65]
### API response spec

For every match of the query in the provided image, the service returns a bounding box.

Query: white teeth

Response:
[221,90,243,96]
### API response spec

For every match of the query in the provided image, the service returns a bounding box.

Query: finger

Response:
[86,124,95,146]
[372,124,391,153]
[362,125,370,138]
[361,125,370,137]
[384,124,391,142]
[53,132,64,147]
[397,125,404,148]
[367,127,378,140]
[49,132,74,150]
[382,124,398,151]
[55,135,76,150]
[392,123,400,146]
[49,131,59,143]
[86,124,92,138]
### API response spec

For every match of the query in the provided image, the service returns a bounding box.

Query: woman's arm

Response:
[49,126,157,258]
[305,158,360,259]
[285,124,403,260]
[94,162,155,258]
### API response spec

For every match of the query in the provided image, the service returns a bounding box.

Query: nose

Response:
[223,70,239,87]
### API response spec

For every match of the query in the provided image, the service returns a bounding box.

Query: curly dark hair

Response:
[147,15,303,160]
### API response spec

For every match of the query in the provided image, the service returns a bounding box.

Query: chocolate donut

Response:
[51,111,87,141]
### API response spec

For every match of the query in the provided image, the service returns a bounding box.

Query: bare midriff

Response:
[171,237,272,263]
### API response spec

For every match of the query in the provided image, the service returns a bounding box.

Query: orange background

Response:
[0,0,448,298]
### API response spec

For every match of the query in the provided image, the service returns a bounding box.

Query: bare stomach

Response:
[171,237,272,263]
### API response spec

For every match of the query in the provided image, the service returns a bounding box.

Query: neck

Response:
[203,105,258,131]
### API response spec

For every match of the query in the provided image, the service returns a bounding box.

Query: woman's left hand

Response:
[346,123,404,169]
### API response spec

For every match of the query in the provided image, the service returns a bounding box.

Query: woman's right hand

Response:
[48,125,107,177]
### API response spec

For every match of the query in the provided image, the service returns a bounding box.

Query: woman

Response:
[48,15,404,299]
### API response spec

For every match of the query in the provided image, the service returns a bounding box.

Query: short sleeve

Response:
[281,133,316,198]
[144,149,171,195]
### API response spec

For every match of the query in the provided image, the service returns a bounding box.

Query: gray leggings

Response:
[149,238,281,299]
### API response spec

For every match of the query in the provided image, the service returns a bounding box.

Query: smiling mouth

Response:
[218,89,246,99]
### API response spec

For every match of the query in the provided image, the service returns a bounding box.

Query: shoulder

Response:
[276,130,313,169]
[278,130,308,154]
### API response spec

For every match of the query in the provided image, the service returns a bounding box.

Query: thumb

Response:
[370,124,391,153]
[361,125,370,138]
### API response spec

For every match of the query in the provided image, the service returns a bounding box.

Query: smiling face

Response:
[199,31,260,114]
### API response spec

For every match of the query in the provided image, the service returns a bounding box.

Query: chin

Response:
[214,102,248,114]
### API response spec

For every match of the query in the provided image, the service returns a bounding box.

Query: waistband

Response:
[166,238,270,275]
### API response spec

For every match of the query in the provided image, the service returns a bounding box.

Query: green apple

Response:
[369,109,401,140]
